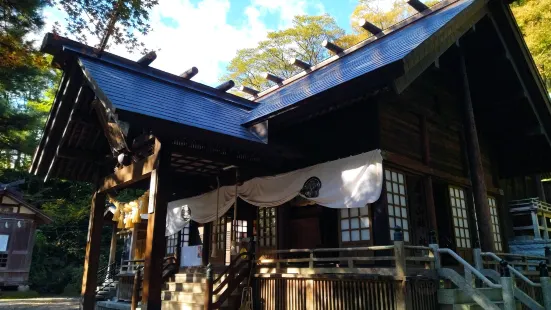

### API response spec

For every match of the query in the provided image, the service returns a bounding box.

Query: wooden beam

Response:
[99,139,160,193]
[44,87,94,181]
[35,66,82,176]
[80,191,106,310]
[358,19,383,36]
[216,80,235,92]
[141,140,171,310]
[459,47,494,252]
[137,51,157,66]
[56,148,105,163]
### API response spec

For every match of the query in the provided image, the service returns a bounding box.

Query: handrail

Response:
[481,252,542,287]
[438,248,501,288]
[268,245,395,254]
[213,252,250,284]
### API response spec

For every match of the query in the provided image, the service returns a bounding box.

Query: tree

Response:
[511,0,551,92]
[350,0,439,42]
[52,0,159,54]
[0,0,57,166]
[222,15,347,92]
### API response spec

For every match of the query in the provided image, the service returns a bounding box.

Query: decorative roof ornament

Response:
[216,80,235,92]
[179,67,199,79]
[407,0,430,13]
[262,72,284,84]
[137,51,157,66]
[358,19,384,36]
[322,40,344,54]
[289,58,311,71]
[239,86,260,97]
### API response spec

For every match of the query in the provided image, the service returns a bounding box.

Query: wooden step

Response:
[161,291,205,304]
[440,301,505,310]
[438,288,503,304]
[169,273,207,283]
[161,301,204,310]
[164,282,206,293]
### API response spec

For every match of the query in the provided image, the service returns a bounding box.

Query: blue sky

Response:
[40,0,391,87]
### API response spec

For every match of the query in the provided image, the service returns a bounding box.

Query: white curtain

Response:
[166,149,383,236]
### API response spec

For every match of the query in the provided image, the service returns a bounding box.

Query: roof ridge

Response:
[253,0,463,101]
[41,33,256,111]
[68,48,256,111]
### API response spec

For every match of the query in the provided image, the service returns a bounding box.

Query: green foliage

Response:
[511,0,551,92]
[222,15,346,93]
[52,0,159,54]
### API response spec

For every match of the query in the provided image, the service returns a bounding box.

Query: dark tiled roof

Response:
[244,0,474,125]
[78,57,260,142]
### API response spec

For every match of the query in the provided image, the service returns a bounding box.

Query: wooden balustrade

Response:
[254,274,438,310]
[256,242,435,276]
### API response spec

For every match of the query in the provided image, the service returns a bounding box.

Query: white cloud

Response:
[35,0,325,86]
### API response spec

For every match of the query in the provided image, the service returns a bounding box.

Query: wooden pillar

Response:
[130,227,138,260]
[459,47,495,252]
[108,224,117,266]
[81,191,106,310]
[531,211,542,239]
[420,115,438,238]
[141,140,170,310]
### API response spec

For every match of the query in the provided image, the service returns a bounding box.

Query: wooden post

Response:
[108,224,117,266]
[131,268,142,310]
[394,227,407,310]
[531,211,542,239]
[204,264,213,310]
[306,279,314,310]
[130,226,138,259]
[141,139,170,310]
[459,47,494,252]
[80,191,106,310]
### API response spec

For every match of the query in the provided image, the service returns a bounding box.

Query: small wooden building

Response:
[29,0,551,309]
[0,188,52,288]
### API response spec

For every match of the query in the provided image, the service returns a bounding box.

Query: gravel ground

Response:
[0,298,79,310]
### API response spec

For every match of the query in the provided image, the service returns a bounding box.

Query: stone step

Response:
[438,288,503,304]
[169,273,207,283]
[161,301,205,310]
[164,282,206,293]
[440,301,505,310]
[161,291,205,304]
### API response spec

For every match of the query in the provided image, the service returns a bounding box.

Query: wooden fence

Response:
[254,275,438,310]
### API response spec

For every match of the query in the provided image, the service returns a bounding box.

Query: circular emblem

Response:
[300,177,322,198]
[181,205,191,220]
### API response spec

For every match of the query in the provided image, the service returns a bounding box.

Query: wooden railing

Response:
[205,251,255,310]
[256,241,435,277]
[254,274,438,310]
[253,229,438,310]
[119,259,145,275]
[479,251,550,310]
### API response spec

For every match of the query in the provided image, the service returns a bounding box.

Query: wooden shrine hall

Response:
[30,0,551,309]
